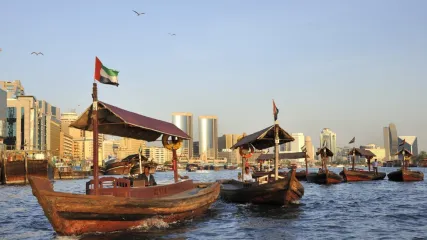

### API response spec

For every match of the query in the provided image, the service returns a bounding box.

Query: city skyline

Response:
[1,1,426,150]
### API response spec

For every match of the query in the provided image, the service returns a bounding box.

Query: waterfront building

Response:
[305,136,315,163]
[172,112,193,158]
[320,128,337,161]
[0,89,6,140]
[142,146,172,164]
[383,123,398,160]
[116,137,146,160]
[398,136,418,156]
[199,116,218,159]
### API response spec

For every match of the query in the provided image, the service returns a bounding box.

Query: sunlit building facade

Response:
[199,116,218,159]
[172,112,193,158]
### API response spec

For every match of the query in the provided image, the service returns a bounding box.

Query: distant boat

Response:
[307,146,343,184]
[339,148,386,182]
[388,149,424,182]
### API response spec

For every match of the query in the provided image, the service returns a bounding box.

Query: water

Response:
[1,167,427,240]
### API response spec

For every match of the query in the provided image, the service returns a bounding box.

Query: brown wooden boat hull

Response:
[1,160,53,184]
[104,162,132,175]
[307,171,343,184]
[387,169,424,182]
[29,176,220,236]
[219,169,304,205]
[296,171,307,181]
[340,168,386,182]
[54,169,90,180]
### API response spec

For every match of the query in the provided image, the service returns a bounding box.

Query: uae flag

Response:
[349,137,355,144]
[94,57,119,86]
[273,100,279,121]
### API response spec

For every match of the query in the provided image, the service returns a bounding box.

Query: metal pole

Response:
[92,83,99,195]
[274,124,279,181]
[305,152,308,177]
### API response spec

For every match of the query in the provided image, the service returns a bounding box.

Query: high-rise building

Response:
[383,123,398,160]
[172,112,193,158]
[0,89,6,140]
[218,134,240,150]
[320,128,337,161]
[0,80,25,99]
[398,136,418,156]
[59,131,73,159]
[305,136,314,162]
[5,96,38,150]
[199,116,218,159]
[193,141,199,157]
[61,112,79,135]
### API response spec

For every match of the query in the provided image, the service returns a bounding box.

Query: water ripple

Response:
[0,167,426,239]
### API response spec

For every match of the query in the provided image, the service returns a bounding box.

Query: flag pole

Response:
[92,82,99,195]
[138,145,143,174]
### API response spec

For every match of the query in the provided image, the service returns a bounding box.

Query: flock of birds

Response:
[0,10,176,56]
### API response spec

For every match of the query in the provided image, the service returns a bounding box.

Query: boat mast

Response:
[172,147,178,183]
[92,83,99,195]
[274,123,279,181]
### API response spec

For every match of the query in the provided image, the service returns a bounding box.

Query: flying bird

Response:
[168,33,176,36]
[133,10,145,16]
[31,52,43,55]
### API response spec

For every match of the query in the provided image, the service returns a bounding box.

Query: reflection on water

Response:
[0,167,426,239]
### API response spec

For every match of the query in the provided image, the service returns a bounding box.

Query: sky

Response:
[1,0,426,150]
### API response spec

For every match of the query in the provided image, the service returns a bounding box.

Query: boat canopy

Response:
[348,148,376,158]
[70,101,190,141]
[316,146,334,157]
[230,125,294,150]
[395,149,413,157]
[257,152,306,161]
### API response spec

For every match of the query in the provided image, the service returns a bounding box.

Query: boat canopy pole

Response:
[274,123,279,181]
[92,83,99,195]
[172,149,178,183]
[352,147,356,170]
[304,151,308,178]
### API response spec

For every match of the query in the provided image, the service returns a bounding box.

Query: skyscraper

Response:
[398,136,418,156]
[199,116,218,159]
[320,128,337,161]
[172,112,193,158]
[305,136,314,162]
[383,123,398,160]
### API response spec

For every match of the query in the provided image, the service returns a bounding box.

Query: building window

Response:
[21,107,25,149]
[5,107,17,149]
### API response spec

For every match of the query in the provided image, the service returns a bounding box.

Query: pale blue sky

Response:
[1,0,426,150]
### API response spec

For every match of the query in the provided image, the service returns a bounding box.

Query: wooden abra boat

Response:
[220,167,303,205]
[103,158,133,175]
[30,176,219,235]
[340,148,386,182]
[54,165,90,180]
[1,157,53,184]
[255,152,308,181]
[219,120,304,205]
[306,146,343,184]
[388,149,424,182]
[29,83,220,236]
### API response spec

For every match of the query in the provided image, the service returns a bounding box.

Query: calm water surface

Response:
[1,167,426,240]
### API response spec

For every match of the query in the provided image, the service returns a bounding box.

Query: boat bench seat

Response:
[86,177,131,197]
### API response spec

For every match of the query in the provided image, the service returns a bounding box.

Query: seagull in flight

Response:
[133,10,145,16]
[168,33,176,36]
[31,52,44,56]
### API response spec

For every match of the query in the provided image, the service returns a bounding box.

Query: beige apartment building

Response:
[116,137,146,159]
[142,146,173,164]
[59,131,73,159]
